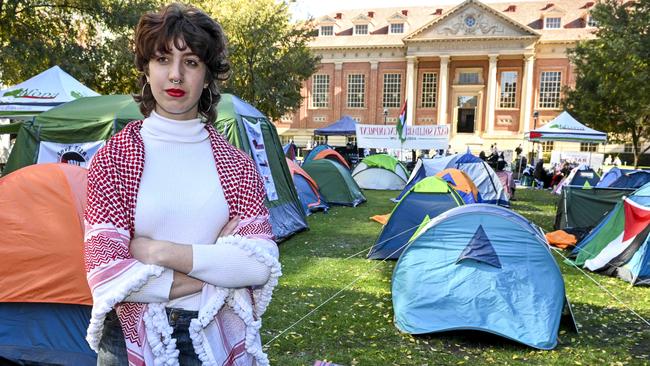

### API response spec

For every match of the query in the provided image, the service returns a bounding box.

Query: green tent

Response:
[553,186,635,230]
[214,94,307,240]
[351,154,409,190]
[302,159,366,206]
[2,95,142,175]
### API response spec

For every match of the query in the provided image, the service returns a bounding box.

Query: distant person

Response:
[515,144,523,157]
[479,151,487,161]
[604,155,612,166]
[614,155,622,166]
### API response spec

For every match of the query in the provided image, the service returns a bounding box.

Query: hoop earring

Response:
[141,82,150,97]
[202,90,214,113]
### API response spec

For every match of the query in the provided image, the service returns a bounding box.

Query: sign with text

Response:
[551,151,604,169]
[355,124,449,150]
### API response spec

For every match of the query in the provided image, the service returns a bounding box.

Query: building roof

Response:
[310,0,597,49]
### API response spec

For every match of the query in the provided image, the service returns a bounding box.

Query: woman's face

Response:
[148,40,208,120]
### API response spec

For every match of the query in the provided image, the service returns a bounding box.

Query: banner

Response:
[550,151,604,169]
[355,124,449,150]
[243,117,278,201]
[37,141,104,168]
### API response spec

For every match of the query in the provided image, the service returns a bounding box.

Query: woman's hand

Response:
[130,237,167,265]
[218,216,240,238]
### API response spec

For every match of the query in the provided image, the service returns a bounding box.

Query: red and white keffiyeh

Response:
[84,120,281,366]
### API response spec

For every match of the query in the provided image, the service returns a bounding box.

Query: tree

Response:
[0,0,159,95]
[201,0,319,121]
[563,0,650,167]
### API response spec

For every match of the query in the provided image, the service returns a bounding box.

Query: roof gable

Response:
[405,0,539,41]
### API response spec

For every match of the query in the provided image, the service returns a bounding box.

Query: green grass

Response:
[263,189,650,365]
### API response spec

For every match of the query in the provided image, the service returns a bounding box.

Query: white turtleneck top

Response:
[125,111,272,310]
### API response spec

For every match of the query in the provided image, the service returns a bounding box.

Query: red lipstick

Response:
[165,88,185,97]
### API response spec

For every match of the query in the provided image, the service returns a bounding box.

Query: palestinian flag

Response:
[397,99,407,143]
[585,198,650,272]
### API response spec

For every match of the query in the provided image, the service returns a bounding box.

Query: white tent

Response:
[525,111,607,143]
[0,66,99,119]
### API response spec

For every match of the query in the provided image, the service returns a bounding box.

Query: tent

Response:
[283,142,298,161]
[352,154,408,190]
[435,168,479,204]
[312,148,350,169]
[554,186,634,230]
[304,144,333,164]
[302,159,366,206]
[286,158,329,215]
[392,204,569,350]
[2,95,143,175]
[573,183,650,285]
[0,163,95,364]
[313,115,357,136]
[215,94,308,240]
[596,167,632,188]
[552,166,600,194]
[607,171,650,189]
[0,65,99,120]
[398,153,509,206]
[367,176,464,259]
[525,111,607,142]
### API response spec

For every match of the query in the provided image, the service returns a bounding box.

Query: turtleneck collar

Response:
[141,110,209,143]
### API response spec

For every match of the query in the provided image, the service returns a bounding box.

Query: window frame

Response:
[420,72,438,109]
[346,73,366,109]
[382,73,402,109]
[541,141,555,153]
[544,17,562,29]
[498,70,519,109]
[311,74,330,109]
[354,24,369,35]
[389,23,404,34]
[580,142,598,152]
[320,25,334,36]
[538,70,562,109]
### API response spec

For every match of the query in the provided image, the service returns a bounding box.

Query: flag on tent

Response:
[397,100,407,143]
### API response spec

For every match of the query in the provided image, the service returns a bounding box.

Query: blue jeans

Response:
[97,309,201,365]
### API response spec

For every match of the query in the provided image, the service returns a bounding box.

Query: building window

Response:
[580,142,598,152]
[390,23,404,34]
[587,15,598,27]
[320,25,333,36]
[544,17,562,29]
[499,71,518,108]
[382,73,402,108]
[313,135,327,145]
[421,72,438,108]
[354,24,368,35]
[542,141,555,153]
[459,72,480,85]
[624,143,633,153]
[346,74,365,108]
[539,71,562,109]
[311,74,330,108]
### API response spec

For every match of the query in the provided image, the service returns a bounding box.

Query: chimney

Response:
[582,1,594,8]
[335,12,342,19]
[368,11,374,18]
[401,9,408,16]
[505,5,517,12]
[434,8,443,15]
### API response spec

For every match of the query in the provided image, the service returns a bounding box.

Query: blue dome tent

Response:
[392,205,570,350]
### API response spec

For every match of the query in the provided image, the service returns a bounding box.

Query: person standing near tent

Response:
[83,4,280,365]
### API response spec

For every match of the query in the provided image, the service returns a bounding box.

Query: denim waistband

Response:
[165,308,199,327]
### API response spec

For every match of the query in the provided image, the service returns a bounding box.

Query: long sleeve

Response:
[124,268,174,303]
[189,241,278,288]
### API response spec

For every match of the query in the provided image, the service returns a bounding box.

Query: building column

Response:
[406,56,417,126]
[485,54,498,134]
[437,55,450,125]
[520,54,535,133]
[369,60,378,124]
[334,61,343,117]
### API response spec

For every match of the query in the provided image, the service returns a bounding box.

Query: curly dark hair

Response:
[133,3,230,124]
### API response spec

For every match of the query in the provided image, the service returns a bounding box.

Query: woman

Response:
[83,3,280,365]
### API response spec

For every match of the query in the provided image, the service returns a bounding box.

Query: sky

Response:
[288,0,520,20]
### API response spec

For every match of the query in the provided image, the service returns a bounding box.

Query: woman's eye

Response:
[186,59,199,67]
[156,56,168,63]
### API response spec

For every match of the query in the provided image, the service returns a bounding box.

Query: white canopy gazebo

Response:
[525,111,607,143]
[0,65,99,120]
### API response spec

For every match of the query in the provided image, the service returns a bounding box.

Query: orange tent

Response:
[286,158,329,213]
[435,168,479,204]
[314,149,350,169]
[0,163,91,305]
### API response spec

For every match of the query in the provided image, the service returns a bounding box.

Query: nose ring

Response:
[171,79,182,84]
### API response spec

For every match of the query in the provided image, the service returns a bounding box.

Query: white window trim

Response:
[537,70,563,110]
[544,17,562,29]
[310,74,330,109]
[389,23,404,34]
[320,25,334,36]
[498,70,519,109]
[354,24,369,35]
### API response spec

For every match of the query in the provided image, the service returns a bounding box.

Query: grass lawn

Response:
[263,188,650,365]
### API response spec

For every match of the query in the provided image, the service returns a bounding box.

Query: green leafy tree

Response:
[563,0,650,167]
[0,0,159,94]
[202,0,319,120]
